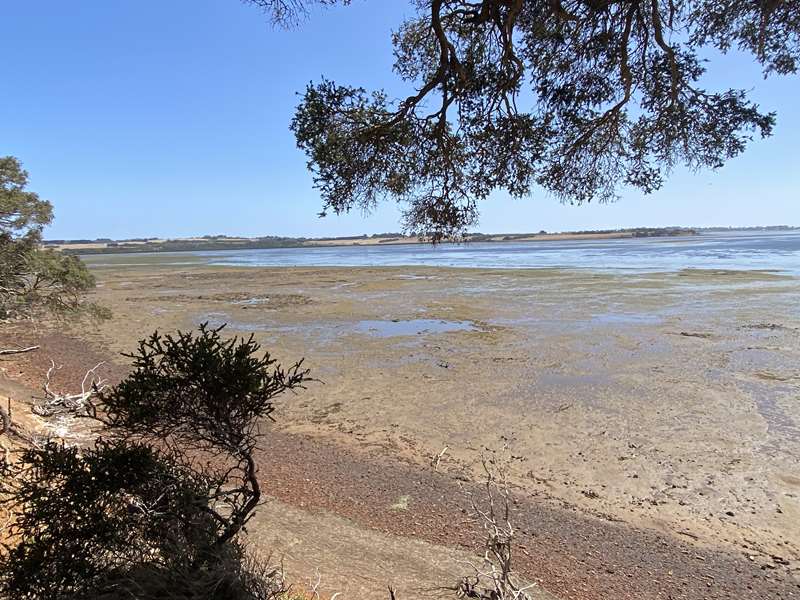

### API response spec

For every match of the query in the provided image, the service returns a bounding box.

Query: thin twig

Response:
[431,445,449,470]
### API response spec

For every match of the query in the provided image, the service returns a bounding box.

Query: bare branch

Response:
[0,345,39,356]
[454,452,537,600]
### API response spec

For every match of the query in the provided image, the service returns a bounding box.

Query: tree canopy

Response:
[248,0,798,240]
[0,157,100,321]
[0,156,53,242]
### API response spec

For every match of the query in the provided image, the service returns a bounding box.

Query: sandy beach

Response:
[2,261,799,598]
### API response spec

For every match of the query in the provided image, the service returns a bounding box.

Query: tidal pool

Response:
[353,319,478,337]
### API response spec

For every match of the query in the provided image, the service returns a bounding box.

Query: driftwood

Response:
[431,445,449,470]
[22,360,110,441]
[0,345,39,356]
[32,360,108,419]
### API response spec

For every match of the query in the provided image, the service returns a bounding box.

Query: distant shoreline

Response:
[53,227,701,255]
[48,225,800,256]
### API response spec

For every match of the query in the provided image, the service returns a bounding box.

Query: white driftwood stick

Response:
[0,345,39,356]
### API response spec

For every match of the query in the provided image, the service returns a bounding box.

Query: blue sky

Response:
[1,1,798,240]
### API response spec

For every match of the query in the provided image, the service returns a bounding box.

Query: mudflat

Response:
[16,261,799,597]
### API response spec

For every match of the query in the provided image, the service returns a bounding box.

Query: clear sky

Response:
[2,1,798,240]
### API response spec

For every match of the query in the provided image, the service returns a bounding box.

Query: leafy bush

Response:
[0,157,102,321]
[0,324,309,599]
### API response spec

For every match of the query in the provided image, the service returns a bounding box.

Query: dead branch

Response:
[34,359,108,418]
[0,345,39,356]
[300,568,344,600]
[307,569,322,600]
[454,454,537,600]
[31,360,109,439]
[431,445,449,470]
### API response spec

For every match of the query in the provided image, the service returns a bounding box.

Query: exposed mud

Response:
[4,262,799,598]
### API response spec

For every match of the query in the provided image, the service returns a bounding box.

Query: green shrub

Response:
[0,324,309,599]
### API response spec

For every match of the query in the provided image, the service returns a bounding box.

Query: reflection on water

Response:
[83,231,800,275]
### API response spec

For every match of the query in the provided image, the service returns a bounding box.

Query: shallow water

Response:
[196,313,478,339]
[83,230,800,275]
[738,379,799,452]
[353,319,477,337]
[590,312,664,325]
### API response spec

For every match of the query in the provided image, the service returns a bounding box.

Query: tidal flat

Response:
[69,262,800,594]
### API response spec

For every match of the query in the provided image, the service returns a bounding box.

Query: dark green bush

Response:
[0,324,308,599]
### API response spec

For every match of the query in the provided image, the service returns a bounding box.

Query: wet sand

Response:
[4,262,799,597]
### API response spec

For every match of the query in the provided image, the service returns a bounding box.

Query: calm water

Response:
[86,231,800,275]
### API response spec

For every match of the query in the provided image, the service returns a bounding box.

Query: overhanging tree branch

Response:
[280,0,791,240]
